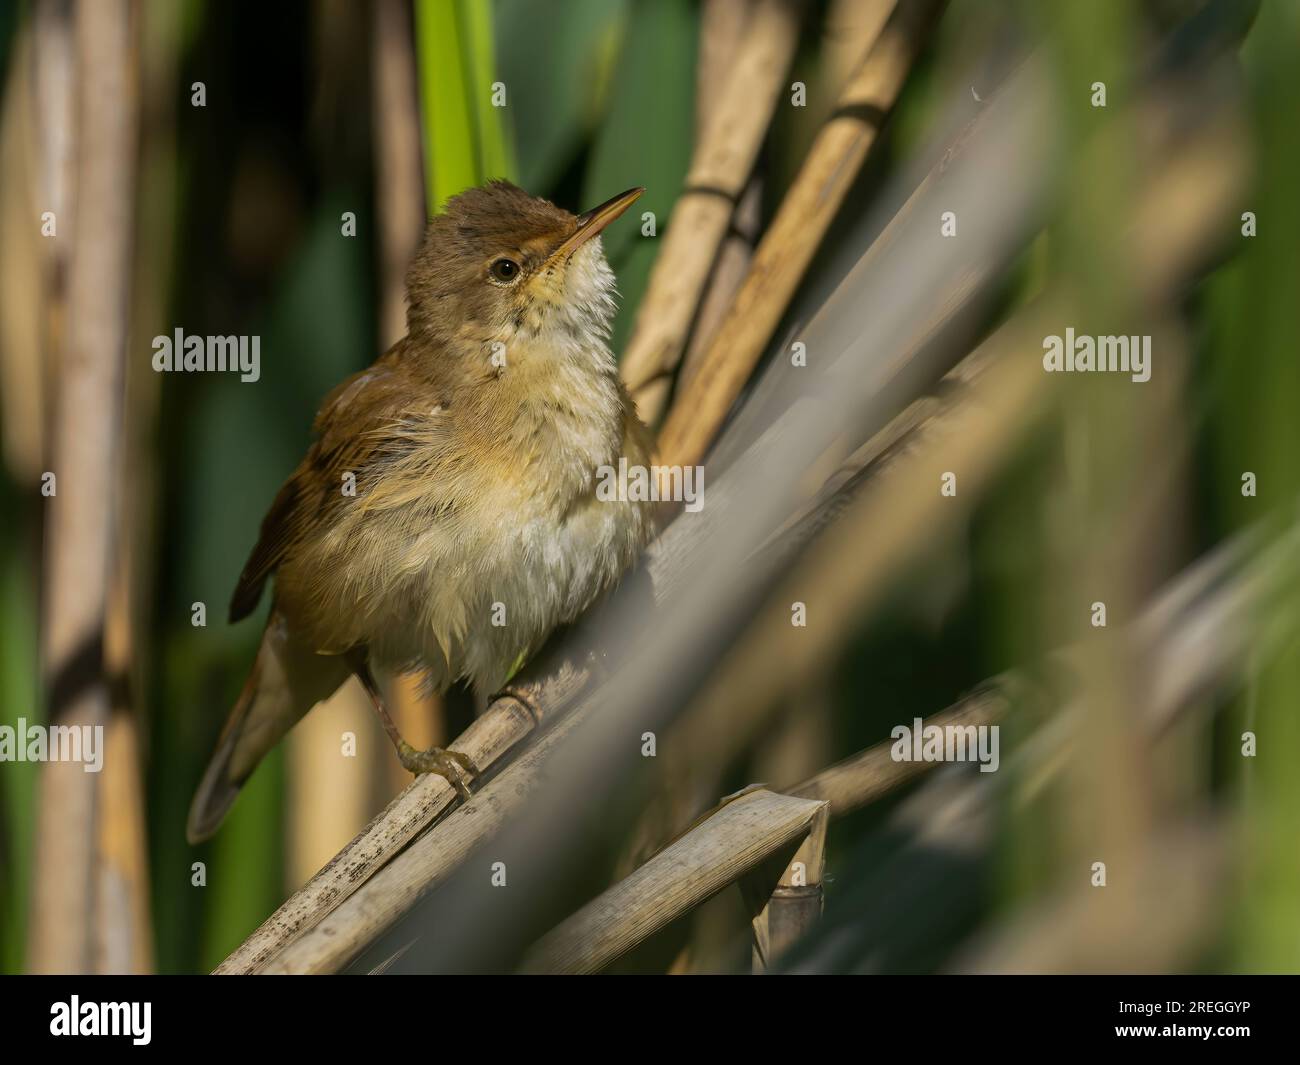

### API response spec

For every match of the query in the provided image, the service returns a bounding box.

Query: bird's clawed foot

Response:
[397,742,478,799]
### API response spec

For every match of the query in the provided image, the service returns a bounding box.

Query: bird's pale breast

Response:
[278,339,653,696]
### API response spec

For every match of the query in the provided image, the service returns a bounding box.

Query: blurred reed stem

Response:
[28,0,136,973]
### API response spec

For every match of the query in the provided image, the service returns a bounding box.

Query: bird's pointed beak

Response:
[550,187,644,261]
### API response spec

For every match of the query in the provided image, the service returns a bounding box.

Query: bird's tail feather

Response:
[186,611,349,844]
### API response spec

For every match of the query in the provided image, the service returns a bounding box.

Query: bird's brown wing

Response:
[228,354,418,622]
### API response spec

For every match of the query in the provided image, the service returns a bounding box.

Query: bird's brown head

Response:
[405,180,643,355]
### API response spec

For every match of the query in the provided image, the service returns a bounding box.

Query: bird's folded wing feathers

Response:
[227,357,421,622]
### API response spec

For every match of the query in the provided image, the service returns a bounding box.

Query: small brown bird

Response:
[187,181,654,843]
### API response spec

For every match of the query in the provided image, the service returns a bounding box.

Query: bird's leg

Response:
[347,652,478,799]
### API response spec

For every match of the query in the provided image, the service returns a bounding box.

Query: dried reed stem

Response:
[789,685,1011,813]
[619,0,804,422]
[215,660,589,973]
[258,671,598,974]
[746,804,829,971]
[654,0,944,468]
[520,789,829,974]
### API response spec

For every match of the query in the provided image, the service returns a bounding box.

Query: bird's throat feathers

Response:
[408,238,619,382]
[403,236,626,460]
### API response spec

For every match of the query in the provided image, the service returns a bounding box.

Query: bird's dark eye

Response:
[490,258,520,282]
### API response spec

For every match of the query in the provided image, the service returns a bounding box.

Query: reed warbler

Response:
[187,181,653,843]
